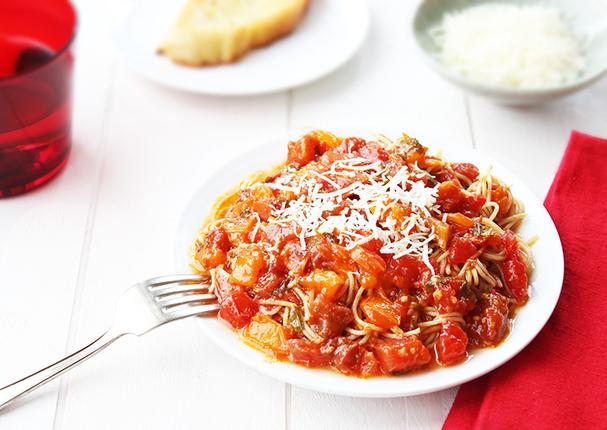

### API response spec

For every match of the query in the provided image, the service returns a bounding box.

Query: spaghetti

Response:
[191,131,534,376]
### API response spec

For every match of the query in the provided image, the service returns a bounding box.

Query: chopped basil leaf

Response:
[271,279,289,297]
[289,310,304,332]
[471,222,484,237]
[458,282,477,300]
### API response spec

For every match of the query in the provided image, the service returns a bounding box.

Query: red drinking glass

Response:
[0,0,77,197]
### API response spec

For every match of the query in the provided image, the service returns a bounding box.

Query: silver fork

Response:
[0,274,218,411]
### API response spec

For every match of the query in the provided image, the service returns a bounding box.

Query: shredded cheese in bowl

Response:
[430,4,586,89]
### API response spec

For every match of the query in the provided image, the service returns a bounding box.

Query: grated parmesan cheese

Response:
[431,4,586,89]
[267,146,440,273]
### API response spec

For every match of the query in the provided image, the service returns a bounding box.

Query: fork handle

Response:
[0,329,124,411]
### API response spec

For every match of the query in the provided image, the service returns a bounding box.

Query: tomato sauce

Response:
[192,131,532,377]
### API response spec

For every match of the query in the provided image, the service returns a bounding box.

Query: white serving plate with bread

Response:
[114,0,369,95]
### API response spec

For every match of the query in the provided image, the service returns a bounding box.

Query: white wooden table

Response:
[1,0,606,429]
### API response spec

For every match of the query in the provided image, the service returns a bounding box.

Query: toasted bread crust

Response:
[158,0,309,66]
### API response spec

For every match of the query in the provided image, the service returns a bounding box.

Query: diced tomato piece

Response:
[321,131,342,149]
[430,218,451,249]
[351,246,387,274]
[456,226,502,250]
[372,337,431,373]
[330,338,364,375]
[254,272,283,298]
[307,234,333,265]
[311,130,342,152]
[462,194,486,217]
[254,254,285,297]
[351,246,386,289]
[431,277,476,314]
[355,139,389,162]
[287,339,332,367]
[249,183,274,199]
[501,259,528,304]
[446,213,474,229]
[448,236,479,265]
[229,245,266,287]
[358,350,382,377]
[307,236,356,273]
[225,197,252,218]
[287,132,337,167]
[280,239,307,275]
[415,257,436,289]
[219,292,258,329]
[288,338,382,376]
[502,229,523,259]
[492,184,512,218]
[215,269,242,300]
[467,291,510,347]
[260,223,295,247]
[420,156,443,172]
[403,138,427,164]
[232,189,275,223]
[389,203,413,225]
[308,297,353,339]
[435,168,457,183]
[300,269,346,301]
[451,162,480,181]
[436,180,465,212]
[358,273,379,290]
[207,226,230,250]
[250,201,273,223]
[215,262,258,328]
[383,255,423,292]
[320,338,382,377]
[414,286,432,308]
[391,294,417,331]
[484,234,502,248]
[223,215,257,245]
[360,238,384,255]
[333,137,389,162]
[195,226,231,268]
[437,181,486,217]
[499,231,529,304]
[361,294,400,329]
[243,314,290,354]
[436,321,468,366]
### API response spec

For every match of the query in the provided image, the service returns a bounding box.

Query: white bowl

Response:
[175,130,564,397]
[412,0,607,105]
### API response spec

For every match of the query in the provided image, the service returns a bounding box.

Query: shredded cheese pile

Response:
[431,4,586,89]
[264,153,440,273]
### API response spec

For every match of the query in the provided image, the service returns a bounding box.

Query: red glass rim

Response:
[0,0,78,83]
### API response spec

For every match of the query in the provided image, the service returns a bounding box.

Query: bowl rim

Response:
[411,0,607,97]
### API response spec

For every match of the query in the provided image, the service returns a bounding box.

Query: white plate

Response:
[114,0,369,95]
[175,130,564,398]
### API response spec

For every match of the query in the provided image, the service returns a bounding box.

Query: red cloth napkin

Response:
[443,131,607,430]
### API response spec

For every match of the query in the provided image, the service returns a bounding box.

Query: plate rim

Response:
[175,130,564,397]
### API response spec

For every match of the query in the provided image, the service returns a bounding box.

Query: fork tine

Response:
[162,297,219,312]
[150,282,212,296]
[163,303,220,319]
[156,293,216,307]
[146,274,209,289]
[142,274,219,320]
